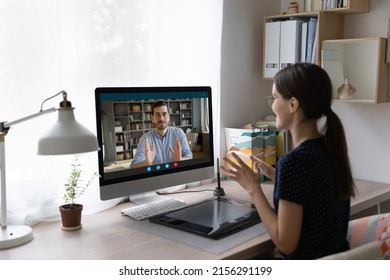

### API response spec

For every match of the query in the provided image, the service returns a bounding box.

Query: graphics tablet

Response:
[149,198,261,240]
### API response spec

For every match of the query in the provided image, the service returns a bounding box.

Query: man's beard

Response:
[156,121,167,130]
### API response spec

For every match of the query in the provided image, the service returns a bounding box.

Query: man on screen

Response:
[130,100,192,168]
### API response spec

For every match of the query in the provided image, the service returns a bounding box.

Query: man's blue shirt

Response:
[131,127,192,166]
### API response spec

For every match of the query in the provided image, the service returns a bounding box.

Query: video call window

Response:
[98,91,212,181]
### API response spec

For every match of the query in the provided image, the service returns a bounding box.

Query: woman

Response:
[222,63,355,259]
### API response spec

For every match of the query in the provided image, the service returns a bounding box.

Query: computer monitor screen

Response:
[95,86,214,201]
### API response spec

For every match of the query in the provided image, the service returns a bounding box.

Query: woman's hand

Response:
[221,152,262,196]
[251,155,276,181]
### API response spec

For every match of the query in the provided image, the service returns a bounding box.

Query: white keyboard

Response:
[121,198,187,221]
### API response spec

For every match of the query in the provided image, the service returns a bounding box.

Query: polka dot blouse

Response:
[273,137,350,259]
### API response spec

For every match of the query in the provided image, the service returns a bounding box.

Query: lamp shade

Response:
[37,107,99,155]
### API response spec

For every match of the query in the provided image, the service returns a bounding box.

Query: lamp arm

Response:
[2,107,56,131]
[1,90,67,134]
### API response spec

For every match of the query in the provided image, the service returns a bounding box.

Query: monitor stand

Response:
[129,184,186,205]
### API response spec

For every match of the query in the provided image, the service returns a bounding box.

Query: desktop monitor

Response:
[95,86,214,201]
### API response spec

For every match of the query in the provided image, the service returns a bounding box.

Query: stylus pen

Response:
[217,158,221,188]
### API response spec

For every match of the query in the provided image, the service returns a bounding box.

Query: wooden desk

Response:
[0,180,274,260]
[0,179,389,260]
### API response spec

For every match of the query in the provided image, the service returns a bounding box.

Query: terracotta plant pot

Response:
[59,204,83,231]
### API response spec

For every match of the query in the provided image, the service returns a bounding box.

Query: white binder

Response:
[264,21,281,78]
[280,20,304,70]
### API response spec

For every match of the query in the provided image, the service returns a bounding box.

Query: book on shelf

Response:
[304,0,312,11]
[316,0,344,9]
[311,26,318,63]
[301,22,308,63]
[305,18,317,63]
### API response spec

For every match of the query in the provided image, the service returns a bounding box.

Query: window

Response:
[0,0,222,224]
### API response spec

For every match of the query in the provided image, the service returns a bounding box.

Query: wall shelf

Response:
[263,11,344,79]
[263,1,371,79]
[322,37,388,104]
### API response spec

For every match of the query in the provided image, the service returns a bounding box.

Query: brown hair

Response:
[151,100,168,115]
[274,63,355,199]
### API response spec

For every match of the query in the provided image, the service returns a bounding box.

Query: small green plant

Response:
[63,155,99,207]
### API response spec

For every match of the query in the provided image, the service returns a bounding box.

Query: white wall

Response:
[221,0,390,183]
[220,0,279,155]
[336,0,390,183]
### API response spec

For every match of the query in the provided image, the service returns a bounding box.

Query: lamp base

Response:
[0,225,34,249]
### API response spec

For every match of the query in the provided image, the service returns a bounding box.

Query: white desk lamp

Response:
[0,90,99,249]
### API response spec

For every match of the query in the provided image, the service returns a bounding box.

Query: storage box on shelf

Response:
[322,37,388,104]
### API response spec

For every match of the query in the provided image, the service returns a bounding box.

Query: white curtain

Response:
[0,0,222,225]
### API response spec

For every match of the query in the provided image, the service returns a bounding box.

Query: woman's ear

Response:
[289,97,299,113]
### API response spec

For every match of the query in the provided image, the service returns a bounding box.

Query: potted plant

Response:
[59,155,99,231]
